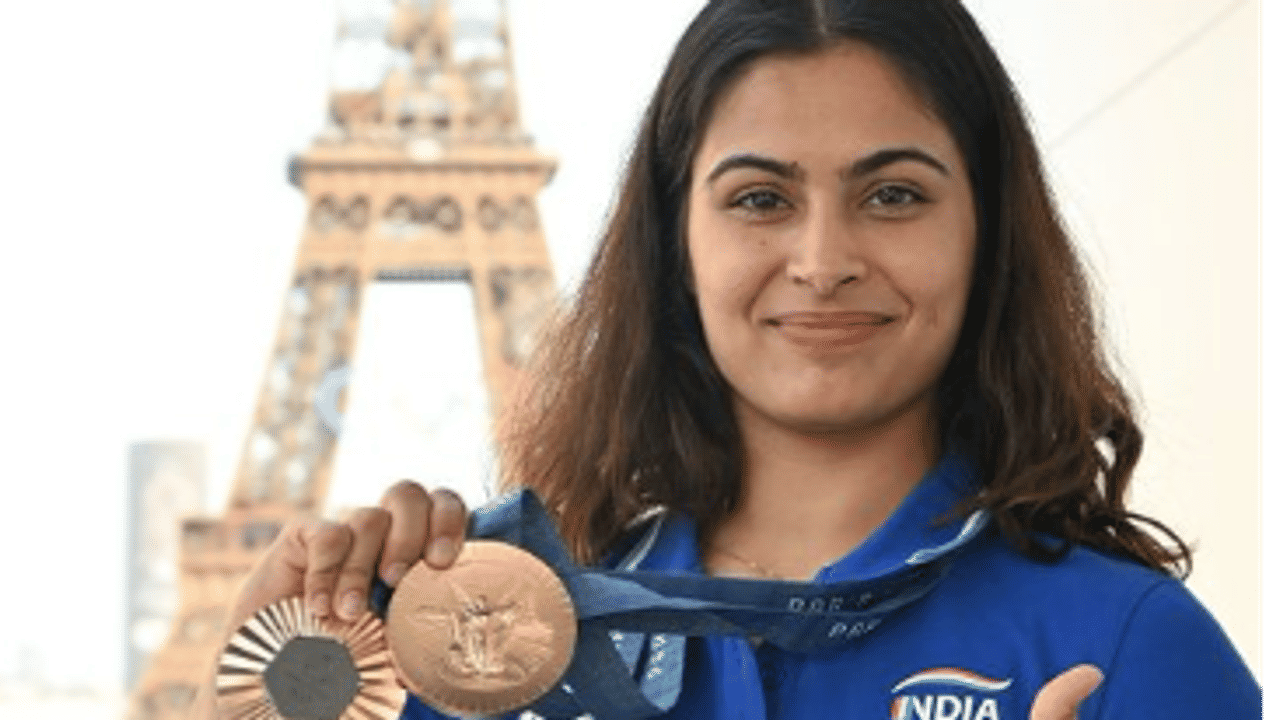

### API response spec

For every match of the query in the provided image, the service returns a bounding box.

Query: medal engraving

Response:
[406,580,558,690]
[386,541,577,717]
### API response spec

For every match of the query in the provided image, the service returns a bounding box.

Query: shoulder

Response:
[1086,571,1260,718]
[890,532,1175,663]
[942,531,1232,652]
[939,533,1260,719]
[925,530,1181,646]
[947,531,1172,608]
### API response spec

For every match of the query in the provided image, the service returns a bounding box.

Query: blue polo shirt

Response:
[402,465,1260,719]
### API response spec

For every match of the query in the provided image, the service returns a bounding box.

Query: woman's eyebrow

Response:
[705,148,949,185]
[843,147,951,179]
[705,153,804,184]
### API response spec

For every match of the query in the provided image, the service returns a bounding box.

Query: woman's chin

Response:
[734,390,937,444]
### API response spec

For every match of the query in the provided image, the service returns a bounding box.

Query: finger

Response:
[378,480,433,586]
[333,507,391,621]
[1030,664,1104,720]
[300,520,354,618]
[425,488,468,568]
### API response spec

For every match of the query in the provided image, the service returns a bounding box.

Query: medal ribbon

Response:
[371,475,989,720]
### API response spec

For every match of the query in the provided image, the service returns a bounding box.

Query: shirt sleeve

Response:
[1093,580,1260,719]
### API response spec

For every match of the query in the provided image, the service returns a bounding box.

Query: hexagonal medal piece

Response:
[263,636,359,719]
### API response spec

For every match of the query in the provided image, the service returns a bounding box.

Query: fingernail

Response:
[383,562,409,586]
[310,593,330,617]
[339,591,363,620]
[428,537,457,567]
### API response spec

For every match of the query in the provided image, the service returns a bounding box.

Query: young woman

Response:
[197,1,1260,718]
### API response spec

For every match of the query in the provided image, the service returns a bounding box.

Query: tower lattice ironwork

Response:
[126,2,557,716]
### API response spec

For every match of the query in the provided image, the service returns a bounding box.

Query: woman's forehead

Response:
[694,42,961,176]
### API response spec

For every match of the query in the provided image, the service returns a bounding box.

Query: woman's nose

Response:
[786,202,867,296]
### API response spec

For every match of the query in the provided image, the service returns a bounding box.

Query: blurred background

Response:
[0,0,1267,717]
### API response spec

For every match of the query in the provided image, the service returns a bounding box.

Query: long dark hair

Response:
[500,0,1191,576]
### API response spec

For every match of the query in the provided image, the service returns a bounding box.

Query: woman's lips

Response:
[768,311,895,349]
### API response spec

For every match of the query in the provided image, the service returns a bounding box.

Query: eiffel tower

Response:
[126,1,556,716]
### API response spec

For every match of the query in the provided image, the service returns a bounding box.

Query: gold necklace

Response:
[708,544,784,579]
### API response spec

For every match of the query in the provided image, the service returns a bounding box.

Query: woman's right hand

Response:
[193,480,469,719]
[229,480,469,626]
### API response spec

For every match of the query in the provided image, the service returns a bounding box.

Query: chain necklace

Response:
[707,544,785,580]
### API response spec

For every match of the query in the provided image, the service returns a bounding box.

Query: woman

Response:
[197,1,1260,718]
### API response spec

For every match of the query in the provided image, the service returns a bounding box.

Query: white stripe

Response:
[892,668,1012,693]
[619,513,666,571]
[906,510,989,565]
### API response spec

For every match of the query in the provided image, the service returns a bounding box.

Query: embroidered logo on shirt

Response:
[890,667,1011,720]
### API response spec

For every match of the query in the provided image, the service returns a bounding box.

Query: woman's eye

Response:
[867,184,926,210]
[729,189,789,214]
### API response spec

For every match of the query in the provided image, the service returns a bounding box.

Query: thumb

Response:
[1029,664,1104,720]
[224,522,314,629]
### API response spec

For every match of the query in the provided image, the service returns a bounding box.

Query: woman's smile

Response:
[766,311,896,352]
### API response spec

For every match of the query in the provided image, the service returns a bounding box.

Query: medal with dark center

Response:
[214,541,575,719]
[214,596,406,720]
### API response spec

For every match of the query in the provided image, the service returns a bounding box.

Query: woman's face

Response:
[686,41,976,440]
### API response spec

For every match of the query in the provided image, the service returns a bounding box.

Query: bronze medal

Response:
[214,597,405,720]
[385,540,578,718]
[216,541,575,718]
